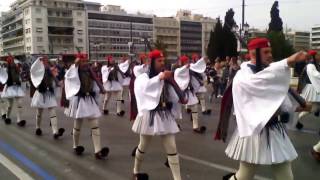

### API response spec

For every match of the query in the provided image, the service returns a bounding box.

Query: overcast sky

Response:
[1,0,319,31]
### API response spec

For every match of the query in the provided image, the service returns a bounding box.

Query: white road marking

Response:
[0,152,34,180]
[180,154,272,180]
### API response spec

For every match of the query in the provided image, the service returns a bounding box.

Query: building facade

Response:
[0,0,87,57]
[311,25,320,51]
[86,5,153,61]
[153,17,180,63]
[287,31,310,51]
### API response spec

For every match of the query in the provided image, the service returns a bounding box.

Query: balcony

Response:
[48,26,74,37]
[3,42,24,50]
[1,25,23,35]
[2,35,24,43]
[1,14,23,28]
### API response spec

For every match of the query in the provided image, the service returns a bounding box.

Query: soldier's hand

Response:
[160,70,172,80]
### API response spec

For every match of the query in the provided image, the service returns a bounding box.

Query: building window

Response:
[77,12,82,16]
[24,9,29,15]
[78,38,83,43]
[26,37,31,43]
[36,8,41,13]
[25,28,31,34]
[37,37,43,42]
[77,30,83,35]
[36,27,43,32]
[25,19,30,25]
[77,21,82,26]
[26,46,31,51]
[36,18,42,23]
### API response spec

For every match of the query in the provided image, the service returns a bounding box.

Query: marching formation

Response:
[0,37,319,180]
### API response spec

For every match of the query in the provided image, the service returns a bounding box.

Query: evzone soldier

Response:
[296,50,320,129]
[101,55,125,116]
[215,38,310,180]
[132,50,188,180]
[30,56,65,138]
[0,55,26,126]
[181,55,207,134]
[192,54,211,115]
[64,53,109,159]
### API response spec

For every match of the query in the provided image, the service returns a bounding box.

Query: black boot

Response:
[74,146,85,156]
[103,110,109,115]
[17,120,26,127]
[95,147,110,159]
[35,128,42,136]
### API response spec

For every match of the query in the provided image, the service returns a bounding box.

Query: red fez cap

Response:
[75,53,88,61]
[248,38,271,50]
[180,55,189,64]
[139,53,146,60]
[6,56,14,64]
[308,50,317,56]
[149,49,164,59]
[192,53,199,61]
[105,55,113,62]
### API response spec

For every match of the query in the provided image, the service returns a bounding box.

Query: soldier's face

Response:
[260,47,273,65]
[155,57,165,72]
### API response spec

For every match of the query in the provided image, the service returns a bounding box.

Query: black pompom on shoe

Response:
[1,114,6,120]
[103,110,109,115]
[4,118,11,125]
[74,146,85,156]
[186,108,192,114]
[35,128,42,136]
[296,122,304,130]
[164,158,169,168]
[223,173,237,180]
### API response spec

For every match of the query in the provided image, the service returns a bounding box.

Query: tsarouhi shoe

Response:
[74,146,85,156]
[186,108,192,114]
[103,109,109,115]
[4,118,11,125]
[95,147,110,159]
[133,173,149,180]
[202,109,212,115]
[35,128,42,136]
[17,120,26,127]
[193,126,206,134]
[1,114,6,120]
[53,128,65,139]
[117,111,125,117]
[223,173,237,180]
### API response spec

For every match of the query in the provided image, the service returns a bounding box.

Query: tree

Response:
[267,1,294,61]
[223,9,238,58]
[207,18,224,62]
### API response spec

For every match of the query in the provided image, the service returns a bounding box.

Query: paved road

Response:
[0,88,319,180]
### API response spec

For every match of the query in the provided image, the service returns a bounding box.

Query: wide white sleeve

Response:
[118,60,130,73]
[190,58,206,73]
[101,65,111,84]
[233,59,291,137]
[30,58,45,88]
[306,64,320,92]
[64,64,81,100]
[0,67,8,84]
[133,64,147,77]
[174,65,190,90]
[134,73,164,116]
